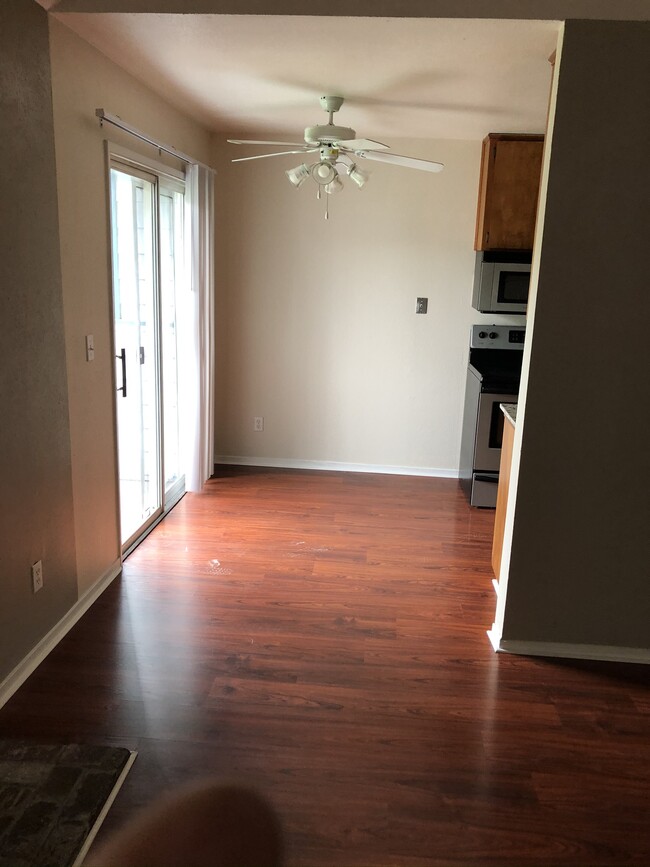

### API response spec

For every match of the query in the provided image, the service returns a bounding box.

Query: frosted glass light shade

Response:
[325,176,344,195]
[311,162,337,185]
[348,165,368,188]
[286,164,310,188]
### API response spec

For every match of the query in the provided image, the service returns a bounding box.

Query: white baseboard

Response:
[214,455,458,479]
[496,638,650,665]
[0,559,122,710]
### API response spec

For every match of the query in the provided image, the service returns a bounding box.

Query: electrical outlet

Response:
[416,297,428,314]
[254,417,264,431]
[31,560,43,594]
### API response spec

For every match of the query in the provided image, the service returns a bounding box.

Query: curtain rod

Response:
[95,108,215,174]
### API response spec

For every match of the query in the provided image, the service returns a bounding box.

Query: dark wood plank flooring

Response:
[1,468,649,865]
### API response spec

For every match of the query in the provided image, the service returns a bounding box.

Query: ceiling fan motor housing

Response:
[304,124,356,145]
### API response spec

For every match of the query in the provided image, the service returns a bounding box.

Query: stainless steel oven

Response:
[459,325,525,508]
[472,251,531,315]
[474,390,517,472]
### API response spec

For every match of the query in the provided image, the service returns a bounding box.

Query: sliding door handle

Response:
[116,348,127,398]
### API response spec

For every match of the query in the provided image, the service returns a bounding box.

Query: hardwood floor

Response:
[1,468,649,865]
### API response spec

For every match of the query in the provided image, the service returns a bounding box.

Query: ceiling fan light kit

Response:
[228,96,444,219]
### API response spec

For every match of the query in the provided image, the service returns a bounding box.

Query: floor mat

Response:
[0,740,136,867]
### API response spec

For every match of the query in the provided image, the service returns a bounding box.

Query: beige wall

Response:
[0,0,77,680]
[500,20,650,650]
[214,137,523,473]
[49,17,212,593]
[1,8,214,688]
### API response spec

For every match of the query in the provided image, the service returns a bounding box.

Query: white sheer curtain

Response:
[179,163,215,492]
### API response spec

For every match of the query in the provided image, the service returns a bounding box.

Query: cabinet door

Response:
[475,135,544,251]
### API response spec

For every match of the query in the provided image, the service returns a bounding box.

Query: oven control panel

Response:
[470,325,526,350]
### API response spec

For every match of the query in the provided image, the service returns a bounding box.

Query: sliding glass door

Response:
[109,160,185,551]
[158,181,185,503]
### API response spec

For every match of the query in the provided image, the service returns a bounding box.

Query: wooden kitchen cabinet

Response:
[492,410,515,579]
[474,133,544,251]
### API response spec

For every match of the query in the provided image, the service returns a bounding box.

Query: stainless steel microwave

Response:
[472,251,531,315]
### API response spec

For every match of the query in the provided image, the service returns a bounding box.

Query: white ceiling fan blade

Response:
[232,149,318,163]
[228,139,308,147]
[338,138,389,151]
[356,150,444,173]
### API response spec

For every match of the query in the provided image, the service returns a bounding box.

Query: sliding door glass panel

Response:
[110,167,162,546]
[159,183,184,498]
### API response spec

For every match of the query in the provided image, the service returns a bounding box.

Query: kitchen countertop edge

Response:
[501,402,517,426]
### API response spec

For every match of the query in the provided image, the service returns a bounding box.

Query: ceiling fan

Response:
[228,96,444,218]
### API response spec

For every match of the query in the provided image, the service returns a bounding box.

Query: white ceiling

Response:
[54,14,561,141]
